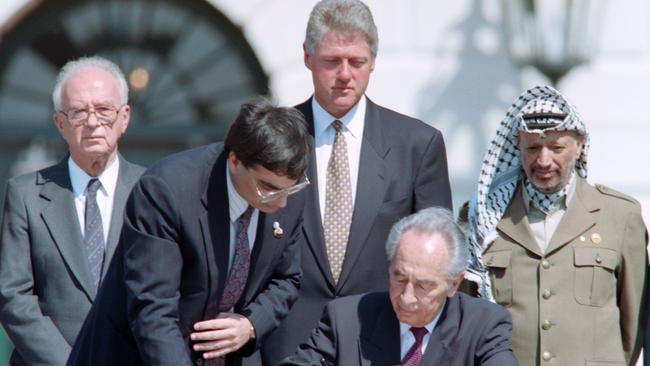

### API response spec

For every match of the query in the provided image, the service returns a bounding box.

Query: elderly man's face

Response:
[304,30,375,119]
[389,230,462,327]
[518,130,583,193]
[54,66,129,163]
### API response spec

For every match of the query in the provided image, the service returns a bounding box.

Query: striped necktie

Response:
[84,178,104,288]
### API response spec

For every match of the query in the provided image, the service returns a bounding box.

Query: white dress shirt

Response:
[399,301,444,360]
[312,96,366,223]
[69,156,120,244]
[226,165,260,271]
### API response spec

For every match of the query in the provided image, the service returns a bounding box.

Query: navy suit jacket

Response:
[280,292,518,366]
[67,143,304,366]
[262,97,452,364]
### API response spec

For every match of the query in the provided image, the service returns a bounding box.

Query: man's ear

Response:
[228,151,240,174]
[447,272,465,298]
[303,43,312,70]
[53,112,65,132]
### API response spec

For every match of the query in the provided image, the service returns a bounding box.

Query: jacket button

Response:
[541,260,550,269]
[542,351,552,361]
[541,319,552,330]
[196,359,204,365]
[595,255,603,264]
[542,289,552,299]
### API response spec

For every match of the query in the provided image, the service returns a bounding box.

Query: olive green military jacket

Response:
[478,177,647,366]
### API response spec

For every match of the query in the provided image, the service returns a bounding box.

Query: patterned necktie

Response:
[84,178,105,288]
[207,206,255,366]
[324,120,353,284]
[402,327,428,366]
[219,205,255,311]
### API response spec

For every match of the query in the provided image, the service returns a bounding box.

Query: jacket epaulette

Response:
[595,184,639,205]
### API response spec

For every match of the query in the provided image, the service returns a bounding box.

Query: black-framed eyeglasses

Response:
[59,104,124,127]
[253,174,310,204]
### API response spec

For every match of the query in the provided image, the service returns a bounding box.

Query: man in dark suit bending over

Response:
[262,1,452,363]
[67,99,312,366]
[281,207,517,366]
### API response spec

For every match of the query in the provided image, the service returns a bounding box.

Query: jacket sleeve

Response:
[0,179,71,366]
[123,175,192,366]
[618,206,647,364]
[277,301,338,366]
[477,305,519,366]
[414,129,452,211]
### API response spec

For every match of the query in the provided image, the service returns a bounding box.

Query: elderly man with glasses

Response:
[67,98,312,366]
[0,56,144,365]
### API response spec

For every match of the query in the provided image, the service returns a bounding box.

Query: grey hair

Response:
[52,56,129,111]
[386,207,469,281]
[304,0,378,58]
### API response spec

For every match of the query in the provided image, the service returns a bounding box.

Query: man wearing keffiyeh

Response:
[463,85,647,365]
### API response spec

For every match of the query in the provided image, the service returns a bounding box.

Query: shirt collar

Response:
[312,95,366,139]
[398,298,445,338]
[226,164,251,223]
[68,156,120,197]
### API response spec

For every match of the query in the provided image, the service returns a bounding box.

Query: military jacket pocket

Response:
[573,247,617,306]
[484,249,513,306]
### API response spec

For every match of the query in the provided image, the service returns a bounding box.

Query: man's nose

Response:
[337,61,351,80]
[401,282,417,305]
[536,148,553,166]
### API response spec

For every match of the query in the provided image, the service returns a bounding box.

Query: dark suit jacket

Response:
[0,156,144,366]
[280,292,517,366]
[262,97,452,364]
[67,142,304,366]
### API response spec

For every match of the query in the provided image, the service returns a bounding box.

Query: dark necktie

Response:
[402,327,428,366]
[323,120,353,283]
[84,178,105,288]
[218,205,255,311]
[208,206,254,366]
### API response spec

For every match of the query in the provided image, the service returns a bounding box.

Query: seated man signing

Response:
[280,207,517,366]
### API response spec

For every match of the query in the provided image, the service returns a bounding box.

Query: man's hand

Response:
[190,312,255,359]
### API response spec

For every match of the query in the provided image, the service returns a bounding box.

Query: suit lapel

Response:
[199,151,230,317]
[103,157,140,276]
[358,295,401,365]
[240,209,286,305]
[421,295,459,365]
[338,99,389,288]
[545,177,598,254]
[496,184,543,257]
[296,100,337,288]
[39,160,96,300]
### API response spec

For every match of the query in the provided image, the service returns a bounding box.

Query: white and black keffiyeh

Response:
[466,85,590,300]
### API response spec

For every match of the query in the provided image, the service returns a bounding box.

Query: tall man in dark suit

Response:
[262,1,453,363]
[0,56,144,365]
[280,207,517,366]
[67,99,312,366]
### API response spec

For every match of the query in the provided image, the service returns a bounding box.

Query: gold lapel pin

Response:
[272,221,283,239]
[591,233,602,245]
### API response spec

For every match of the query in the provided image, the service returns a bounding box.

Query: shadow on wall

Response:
[417,0,521,212]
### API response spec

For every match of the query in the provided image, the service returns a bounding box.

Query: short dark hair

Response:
[225,97,311,179]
